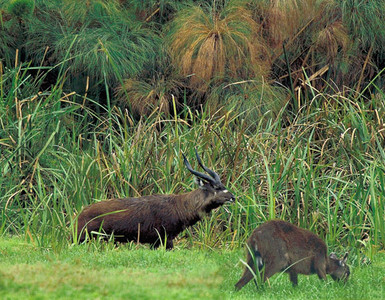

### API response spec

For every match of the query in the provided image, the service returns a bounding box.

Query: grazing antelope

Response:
[235,220,350,290]
[76,150,235,249]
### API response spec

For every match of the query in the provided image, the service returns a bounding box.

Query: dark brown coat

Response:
[76,151,235,249]
[235,220,350,289]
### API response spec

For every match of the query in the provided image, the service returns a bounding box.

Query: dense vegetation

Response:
[1,0,384,265]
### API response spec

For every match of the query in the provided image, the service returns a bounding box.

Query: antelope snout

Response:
[228,192,236,202]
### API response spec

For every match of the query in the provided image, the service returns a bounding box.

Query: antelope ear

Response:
[329,252,338,260]
[342,252,348,263]
[194,177,205,188]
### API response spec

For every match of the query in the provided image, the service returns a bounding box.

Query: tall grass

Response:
[0,63,384,258]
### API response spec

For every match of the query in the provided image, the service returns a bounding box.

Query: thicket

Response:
[0,0,384,256]
[1,0,384,113]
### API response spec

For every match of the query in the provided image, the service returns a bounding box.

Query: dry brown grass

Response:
[313,21,350,64]
[168,3,270,91]
[248,0,355,91]
[167,0,357,96]
[253,0,318,51]
[116,77,182,116]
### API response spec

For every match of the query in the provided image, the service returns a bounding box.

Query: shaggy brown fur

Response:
[235,220,350,290]
[76,152,235,249]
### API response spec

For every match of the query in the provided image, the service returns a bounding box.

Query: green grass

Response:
[1,236,384,299]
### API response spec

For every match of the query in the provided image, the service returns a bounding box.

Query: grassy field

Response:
[1,236,384,299]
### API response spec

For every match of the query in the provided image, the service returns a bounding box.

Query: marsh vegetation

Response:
[0,0,384,298]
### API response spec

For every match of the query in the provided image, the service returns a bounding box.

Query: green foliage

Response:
[1,64,385,253]
[7,0,35,18]
[1,0,383,113]
[24,0,161,90]
[0,1,385,262]
[0,64,86,242]
[116,74,183,116]
[125,0,189,24]
[206,79,289,124]
[0,25,15,66]
[341,0,385,55]
[52,22,160,84]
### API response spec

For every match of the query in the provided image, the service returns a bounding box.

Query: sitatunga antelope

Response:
[76,150,235,249]
[235,220,350,290]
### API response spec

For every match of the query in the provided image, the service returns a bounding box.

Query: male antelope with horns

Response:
[75,150,235,249]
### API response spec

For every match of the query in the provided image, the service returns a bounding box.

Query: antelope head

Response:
[328,252,350,282]
[183,150,235,211]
